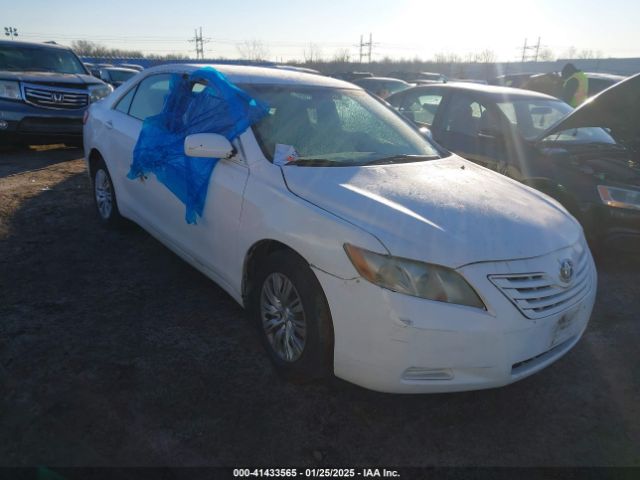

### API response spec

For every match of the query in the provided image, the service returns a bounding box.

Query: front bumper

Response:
[579,202,640,253]
[598,206,640,253]
[0,98,84,145]
[315,243,597,394]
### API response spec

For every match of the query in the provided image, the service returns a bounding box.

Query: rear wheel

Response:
[249,250,334,382]
[92,158,124,228]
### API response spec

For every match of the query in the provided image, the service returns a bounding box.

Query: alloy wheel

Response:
[260,272,307,362]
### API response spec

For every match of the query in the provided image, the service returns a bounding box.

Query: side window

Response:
[442,95,487,136]
[403,92,443,125]
[114,87,136,114]
[128,74,173,121]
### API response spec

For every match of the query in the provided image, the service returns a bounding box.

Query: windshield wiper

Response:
[361,154,440,166]
[284,158,344,167]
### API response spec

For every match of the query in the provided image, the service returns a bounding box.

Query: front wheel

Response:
[249,250,334,382]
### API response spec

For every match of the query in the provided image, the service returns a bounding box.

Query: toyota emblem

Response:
[559,259,574,283]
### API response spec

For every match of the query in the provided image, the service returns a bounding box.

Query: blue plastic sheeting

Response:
[128,67,269,224]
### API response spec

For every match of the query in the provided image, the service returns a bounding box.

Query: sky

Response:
[4,0,640,61]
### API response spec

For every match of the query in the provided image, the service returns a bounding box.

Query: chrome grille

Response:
[489,248,593,319]
[22,83,88,110]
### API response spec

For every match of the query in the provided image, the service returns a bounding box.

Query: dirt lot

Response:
[1,146,639,467]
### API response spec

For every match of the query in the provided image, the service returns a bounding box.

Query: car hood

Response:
[282,156,582,268]
[0,70,104,86]
[540,72,640,140]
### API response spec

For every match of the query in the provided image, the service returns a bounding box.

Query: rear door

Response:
[432,93,505,170]
[103,73,172,218]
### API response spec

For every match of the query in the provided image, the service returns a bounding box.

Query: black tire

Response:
[249,250,334,382]
[91,157,125,228]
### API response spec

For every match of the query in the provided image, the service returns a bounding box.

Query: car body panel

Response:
[281,157,581,268]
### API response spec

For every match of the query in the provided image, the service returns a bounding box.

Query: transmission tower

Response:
[189,27,210,60]
[521,37,542,62]
[358,33,375,63]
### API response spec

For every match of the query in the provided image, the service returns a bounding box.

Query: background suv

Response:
[0,40,112,147]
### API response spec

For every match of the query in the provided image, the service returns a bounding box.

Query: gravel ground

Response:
[1,146,639,467]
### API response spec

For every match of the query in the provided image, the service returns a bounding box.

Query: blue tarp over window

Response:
[127,67,269,224]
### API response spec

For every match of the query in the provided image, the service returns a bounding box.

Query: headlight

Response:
[0,80,21,100]
[344,244,485,309]
[88,83,113,103]
[597,185,640,211]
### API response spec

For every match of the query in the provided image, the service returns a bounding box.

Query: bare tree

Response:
[563,46,578,59]
[303,43,323,63]
[237,40,270,62]
[577,49,603,59]
[475,49,496,63]
[71,40,143,58]
[433,52,462,64]
[538,48,556,61]
[332,48,351,63]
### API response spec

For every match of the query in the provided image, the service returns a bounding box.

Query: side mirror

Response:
[99,71,110,82]
[418,126,433,140]
[184,133,234,159]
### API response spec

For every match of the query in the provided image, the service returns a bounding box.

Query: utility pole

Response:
[521,37,542,62]
[189,27,210,60]
[367,32,373,63]
[4,27,18,40]
[359,35,363,63]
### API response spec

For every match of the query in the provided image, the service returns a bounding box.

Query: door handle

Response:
[105,120,113,129]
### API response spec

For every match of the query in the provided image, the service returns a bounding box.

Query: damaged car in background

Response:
[83,64,597,393]
[388,75,640,254]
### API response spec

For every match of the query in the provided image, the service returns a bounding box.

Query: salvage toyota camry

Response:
[83,64,597,393]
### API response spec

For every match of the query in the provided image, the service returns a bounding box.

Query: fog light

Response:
[0,120,8,130]
[402,367,454,381]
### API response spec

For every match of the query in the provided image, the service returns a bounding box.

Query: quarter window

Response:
[114,87,136,114]
[403,92,443,125]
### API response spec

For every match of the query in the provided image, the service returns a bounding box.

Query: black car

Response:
[389,71,448,83]
[353,77,411,98]
[489,73,539,88]
[0,40,113,147]
[387,78,640,253]
[98,67,139,88]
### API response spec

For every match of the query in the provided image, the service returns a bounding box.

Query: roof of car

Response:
[395,82,558,100]
[0,39,72,50]
[142,63,360,89]
[103,67,139,72]
[585,72,626,81]
[355,77,409,84]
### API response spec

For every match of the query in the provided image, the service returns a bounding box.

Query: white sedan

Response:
[83,64,597,393]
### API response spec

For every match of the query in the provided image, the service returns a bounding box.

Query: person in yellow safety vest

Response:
[561,63,589,107]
